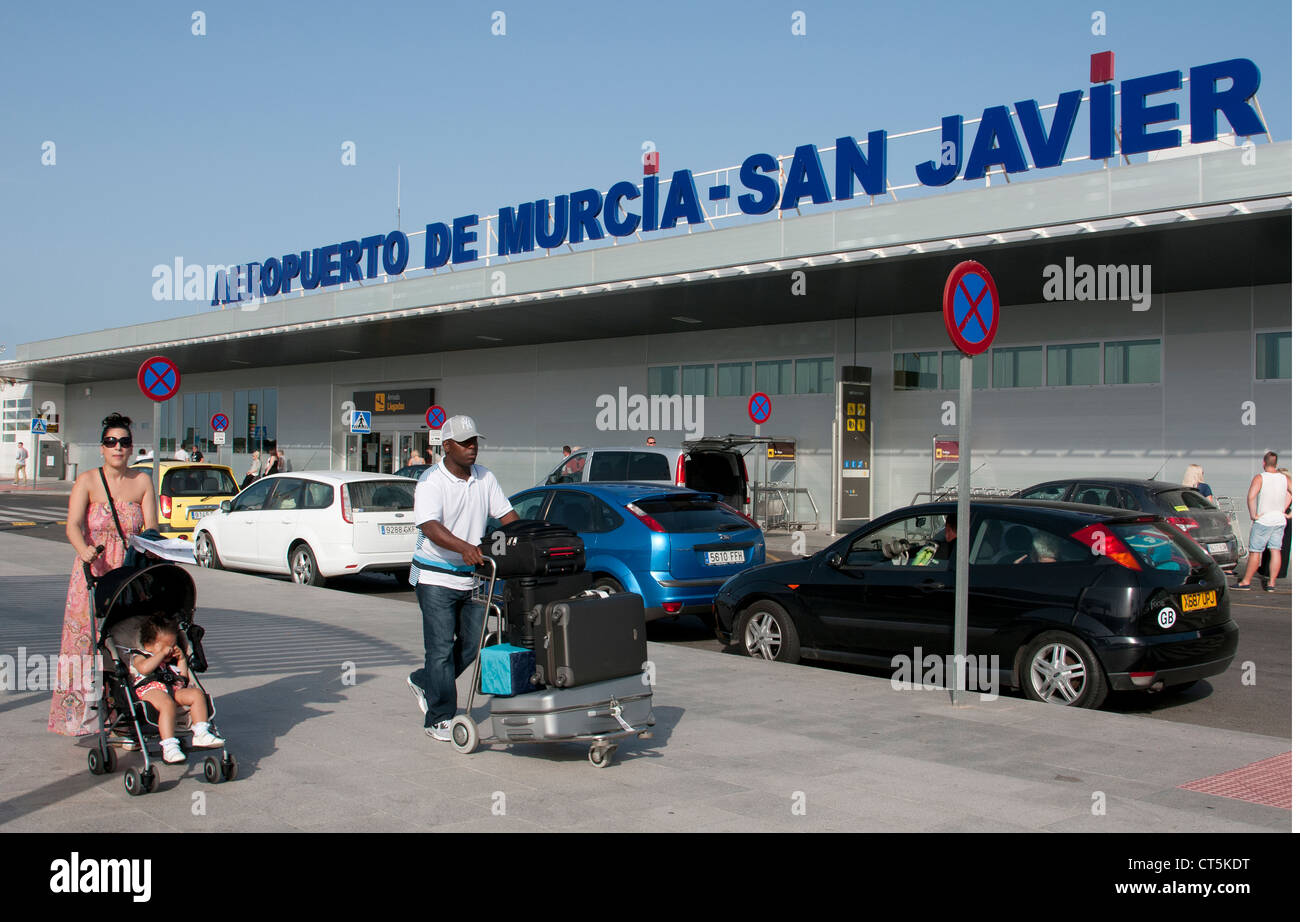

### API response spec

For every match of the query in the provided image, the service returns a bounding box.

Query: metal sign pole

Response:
[952,355,973,705]
[152,401,162,521]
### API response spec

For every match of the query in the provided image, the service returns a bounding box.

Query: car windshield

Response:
[347,480,416,511]
[161,467,238,496]
[1110,522,1211,573]
[636,497,751,533]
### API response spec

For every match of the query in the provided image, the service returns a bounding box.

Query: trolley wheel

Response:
[203,756,223,784]
[222,755,238,782]
[588,745,616,768]
[450,715,478,754]
[124,767,146,796]
[87,747,105,776]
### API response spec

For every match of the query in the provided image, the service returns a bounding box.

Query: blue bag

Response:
[480,644,537,697]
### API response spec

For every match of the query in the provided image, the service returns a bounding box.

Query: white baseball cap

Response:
[441,415,484,444]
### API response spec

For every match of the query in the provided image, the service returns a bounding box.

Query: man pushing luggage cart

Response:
[406,416,520,741]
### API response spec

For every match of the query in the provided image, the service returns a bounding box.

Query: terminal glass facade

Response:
[1046,343,1101,386]
[2,397,32,449]
[992,346,1043,388]
[755,360,792,395]
[717,362,752,397]
[233,388,278,454]
[1104,340,1161,385]
[1256,331,1291,379]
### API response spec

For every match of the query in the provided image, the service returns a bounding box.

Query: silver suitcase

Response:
[488,673,652,742]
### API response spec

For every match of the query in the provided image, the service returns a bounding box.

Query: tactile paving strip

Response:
[1178,752,1291,809]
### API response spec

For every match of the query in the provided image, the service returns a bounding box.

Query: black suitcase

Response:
[478,520,585,578]
[499,572,592,649]
[530,592,647,688]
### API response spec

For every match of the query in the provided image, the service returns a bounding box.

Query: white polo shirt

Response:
[411,459,513,590]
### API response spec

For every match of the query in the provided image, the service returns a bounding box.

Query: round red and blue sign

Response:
[942,261,1000,356]
[211,413,230,432]
[748,392,772,425]
[137,356,181,402]
[426,405,446,429]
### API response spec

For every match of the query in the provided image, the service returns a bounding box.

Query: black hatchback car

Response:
[1014,478,1239,571]
[713,500,1238,708]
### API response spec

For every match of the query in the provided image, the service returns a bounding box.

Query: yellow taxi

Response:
[130,460,241,540]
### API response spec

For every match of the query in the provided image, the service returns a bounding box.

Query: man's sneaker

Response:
[161,740,186,764]
[425,721,452,742]
[407,673,428,716]
[191,726,225,748]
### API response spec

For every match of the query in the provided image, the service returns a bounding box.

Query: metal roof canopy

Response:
[2,144,1290,386]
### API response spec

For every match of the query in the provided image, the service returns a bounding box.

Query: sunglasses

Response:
[101,437,134,448]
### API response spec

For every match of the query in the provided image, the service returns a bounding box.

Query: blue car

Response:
[506,482,766,623]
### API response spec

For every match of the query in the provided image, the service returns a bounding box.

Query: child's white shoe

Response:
[161,738,186,764]
[190,723,225,748]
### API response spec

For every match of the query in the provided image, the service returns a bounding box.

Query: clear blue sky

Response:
[0,0,1290,360]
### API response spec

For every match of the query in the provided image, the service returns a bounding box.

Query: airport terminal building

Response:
[2,61,1291,530]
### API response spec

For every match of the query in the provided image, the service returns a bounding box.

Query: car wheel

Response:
[1020,631,1108,708]
[591,576,624,595]
[195,532,222,570]
[739,601,800,664]
[289,543,326,587]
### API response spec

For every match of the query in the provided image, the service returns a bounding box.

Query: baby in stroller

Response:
[126,614,224,763]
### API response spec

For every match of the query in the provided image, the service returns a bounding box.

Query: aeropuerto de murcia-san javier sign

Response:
[209,57,1266,306]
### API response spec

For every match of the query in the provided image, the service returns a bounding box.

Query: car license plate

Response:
[706,550,745,565]
[382,524,416,536]
[1181,590,1217,612]
[188,507,216,521]
[1207,542,1228,555]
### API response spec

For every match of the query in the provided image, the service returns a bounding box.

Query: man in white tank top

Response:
[1231,451,1291,591]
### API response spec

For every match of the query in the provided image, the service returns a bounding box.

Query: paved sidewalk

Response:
[0,531,1288,832]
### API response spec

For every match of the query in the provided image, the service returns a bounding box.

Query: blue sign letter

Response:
[1089,84,1115,160]
[535,197,568,249]
[1120,70,1182,156]
[603,181,641,237]
[451,215,479,264]
[498,202,535,256]
[916,115,963,186]
[1015,91,1081,169]
[780,144,832,210]
[568,188,604,244]
[834,131,887,200]
[382,230,409,275]
[964,106,1029,180]
[424,223,452,268]
[659,170,705,229]
[737,153,779,215]
[1189,58,1266,142]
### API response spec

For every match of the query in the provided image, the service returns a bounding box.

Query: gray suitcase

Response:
[488,674,653,742]
[531,592,647,688]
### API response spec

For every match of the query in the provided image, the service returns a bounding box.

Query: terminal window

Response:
[681,364,714,397]
[717,362,753,397]
[756,360,792,395]
[941,351,990,389]
[234,388,278,453]
[795,357,834,394]
[182,391,223,456]
[648,366,679,396]
[1255,332,1291,380]
[1104,340,1160,385]
[992,346,1043,388]
[1046,343,1100,386]
[894,352,939,390]
[2,398,32,445]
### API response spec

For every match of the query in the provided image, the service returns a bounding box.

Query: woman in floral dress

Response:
[48,413,157,736]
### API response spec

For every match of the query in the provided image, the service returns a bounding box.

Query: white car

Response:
[194,471,420,586]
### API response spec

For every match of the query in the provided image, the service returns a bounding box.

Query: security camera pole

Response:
[940,262,999,705]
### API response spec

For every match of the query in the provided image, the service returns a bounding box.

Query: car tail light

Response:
[160,494,171,518]
[674,454,686,488]
[1166,515,1199,532]
[721,502,761,531]
[1069,524,1141,570]
[662,601,683,614]
[1128,671,1156,688]
[626,502,666,532]
[340,485,353,524]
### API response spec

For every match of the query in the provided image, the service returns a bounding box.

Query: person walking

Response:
[1231,451,1291,592]
[1270,467,1292,580]
[49,413,158,736]
[1181,463,1215,504]
[405,416,518,741]
[276,447,291,472]
[14,442,28,485]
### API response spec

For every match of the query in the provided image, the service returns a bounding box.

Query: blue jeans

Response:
[411,584,486,726]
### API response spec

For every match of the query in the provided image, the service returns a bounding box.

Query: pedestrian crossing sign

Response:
[350,411,371,434]
[29,418,46,434]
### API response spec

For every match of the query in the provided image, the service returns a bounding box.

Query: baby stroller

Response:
[82,549,236,795]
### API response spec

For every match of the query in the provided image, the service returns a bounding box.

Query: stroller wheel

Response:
[221,755,238,782]
[142,768,159,793]
[124,767,147,796]
[203,756,223,784]
[87,748,105,776]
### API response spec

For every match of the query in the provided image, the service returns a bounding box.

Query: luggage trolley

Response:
[447,558,655,768]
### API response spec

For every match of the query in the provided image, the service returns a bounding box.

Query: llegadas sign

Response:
[212,57,1265,305]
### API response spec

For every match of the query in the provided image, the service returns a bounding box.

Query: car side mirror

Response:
[828,553,844,569]
[546,474,559,485]
[220,500,231,513]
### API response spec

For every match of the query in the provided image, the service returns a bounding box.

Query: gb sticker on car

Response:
[1157,606,1178,629]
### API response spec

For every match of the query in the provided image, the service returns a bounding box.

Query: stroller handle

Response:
[82,544,105,586]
